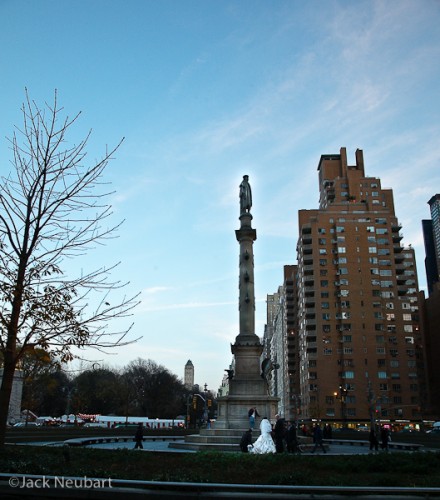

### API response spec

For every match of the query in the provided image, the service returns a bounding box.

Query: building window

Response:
[380,270,392,276]
[381,281,393,288]
[378,371,387,379]
[403,314,412,321]
[369,247,377,254]
[326,408,335,416]
[379,383,388,390]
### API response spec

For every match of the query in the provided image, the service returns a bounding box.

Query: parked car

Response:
[13,422,39,427]
[356,425,369,432]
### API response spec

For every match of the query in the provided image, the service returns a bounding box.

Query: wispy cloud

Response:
[139,300,236,313]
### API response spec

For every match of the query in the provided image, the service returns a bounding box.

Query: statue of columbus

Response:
[239,175,252,214]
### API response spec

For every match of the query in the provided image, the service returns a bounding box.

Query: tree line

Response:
[20,356,194,420]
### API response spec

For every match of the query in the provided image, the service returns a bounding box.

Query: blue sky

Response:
[1,0,440,394]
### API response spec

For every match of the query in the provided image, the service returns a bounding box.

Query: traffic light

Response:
[207,399,212,407]
[192,395,197,410]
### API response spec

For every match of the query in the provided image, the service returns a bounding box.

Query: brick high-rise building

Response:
[423,194,440,295]
[296,147,425,425]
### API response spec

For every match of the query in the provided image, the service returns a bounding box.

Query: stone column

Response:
[214,176,278,429]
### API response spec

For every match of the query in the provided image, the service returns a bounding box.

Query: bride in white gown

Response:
[249,417,276,454]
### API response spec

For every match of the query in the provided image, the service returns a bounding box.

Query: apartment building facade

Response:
[295,148,425,425]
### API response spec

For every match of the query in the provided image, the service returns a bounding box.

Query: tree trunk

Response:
[0,358,17,447]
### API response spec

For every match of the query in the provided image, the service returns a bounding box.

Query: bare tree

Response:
[0,91,140,445]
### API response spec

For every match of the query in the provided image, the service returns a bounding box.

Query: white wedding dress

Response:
[249,418,276,454]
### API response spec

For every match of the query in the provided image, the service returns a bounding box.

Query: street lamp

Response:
[203,383,208,423]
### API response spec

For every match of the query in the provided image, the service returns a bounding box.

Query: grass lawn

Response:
[2,445,440,487]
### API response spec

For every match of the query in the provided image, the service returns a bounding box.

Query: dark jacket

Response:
[240,430,253,452]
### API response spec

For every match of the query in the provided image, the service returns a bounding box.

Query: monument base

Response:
[214,392,279,430]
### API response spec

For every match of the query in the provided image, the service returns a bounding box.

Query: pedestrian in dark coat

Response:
[134,423,144,449]
[240,429,253,452]
[286,421,299,453]
[369,426,379,451]
[312,423,327,453]
[380,426,390,451]
[274,415,286,453]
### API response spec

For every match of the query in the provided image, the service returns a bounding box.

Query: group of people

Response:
[240,410,301,454]
[369,425,391,452]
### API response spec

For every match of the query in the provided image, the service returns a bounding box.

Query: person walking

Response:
[286,421,300,453]
[381,426,390,451]
[134,423,144,450]
[369,426,379,452]
[312,423,327,453]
